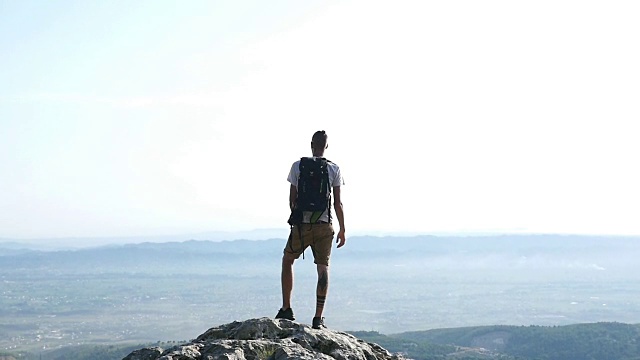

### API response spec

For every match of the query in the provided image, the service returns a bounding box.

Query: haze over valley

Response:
[2,234,639,355]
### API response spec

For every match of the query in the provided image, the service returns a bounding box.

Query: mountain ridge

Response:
[3,231,639,251]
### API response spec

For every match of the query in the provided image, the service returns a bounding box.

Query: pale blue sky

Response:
[1,1,639,239]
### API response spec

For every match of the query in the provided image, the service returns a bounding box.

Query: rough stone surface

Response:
[122,318,404,360]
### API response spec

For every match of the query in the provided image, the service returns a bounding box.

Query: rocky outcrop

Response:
[123,317,404,360]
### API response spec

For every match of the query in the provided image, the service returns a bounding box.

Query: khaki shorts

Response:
[284,223,335,266]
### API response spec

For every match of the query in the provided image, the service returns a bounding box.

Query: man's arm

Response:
[333,186,346,248]
[289,185,297,210]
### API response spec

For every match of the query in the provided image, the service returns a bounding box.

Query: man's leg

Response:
[281,256,295,310]
[315,264,329,318]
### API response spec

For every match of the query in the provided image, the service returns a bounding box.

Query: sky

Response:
[1,0,639,240]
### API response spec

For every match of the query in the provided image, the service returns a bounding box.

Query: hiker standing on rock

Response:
[276,130,346,329]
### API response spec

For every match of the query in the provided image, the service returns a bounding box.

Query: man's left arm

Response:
[289,185,297,210]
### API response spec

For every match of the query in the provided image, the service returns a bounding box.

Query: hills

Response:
[353,321,640,360]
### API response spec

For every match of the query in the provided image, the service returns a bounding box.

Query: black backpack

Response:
[297,157,331,211]
[288,157,332,225]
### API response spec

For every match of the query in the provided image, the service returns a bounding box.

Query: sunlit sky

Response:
[1,1,639,240]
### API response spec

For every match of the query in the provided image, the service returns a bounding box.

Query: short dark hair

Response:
[311,130,328,149]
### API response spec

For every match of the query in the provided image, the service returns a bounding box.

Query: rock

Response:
[122,317,404,360]
[123,347,164,360]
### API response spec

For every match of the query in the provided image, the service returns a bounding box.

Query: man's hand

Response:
[336,229,346,248]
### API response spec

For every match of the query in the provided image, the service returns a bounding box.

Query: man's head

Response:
[311,130,328,156]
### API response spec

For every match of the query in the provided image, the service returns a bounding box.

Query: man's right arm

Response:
[333,186,346,248]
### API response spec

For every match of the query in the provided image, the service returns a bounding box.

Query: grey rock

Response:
[123,347,164,360]
[123,318,404,360]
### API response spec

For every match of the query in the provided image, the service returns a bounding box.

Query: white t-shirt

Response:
[287,157,344,223]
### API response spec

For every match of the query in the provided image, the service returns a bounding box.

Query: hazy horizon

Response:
[4,228,640,251]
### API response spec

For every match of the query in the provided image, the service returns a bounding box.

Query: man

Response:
[276,130,346,329]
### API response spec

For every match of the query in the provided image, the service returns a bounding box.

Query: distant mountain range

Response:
[3,229,611,251]
[0,228,291,250]
[0,233,636,256]
[2,233,639,283]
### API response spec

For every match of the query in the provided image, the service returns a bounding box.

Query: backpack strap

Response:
[287,223,305,260]
[309,158,332,224]
[324,159,333,224]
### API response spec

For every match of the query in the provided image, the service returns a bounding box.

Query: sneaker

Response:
[312,316,325,329]
[275,308,295,321]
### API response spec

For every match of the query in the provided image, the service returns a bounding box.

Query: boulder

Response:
[123,317,404,360]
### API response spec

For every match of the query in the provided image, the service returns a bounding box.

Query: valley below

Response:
[2,234,639,357]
